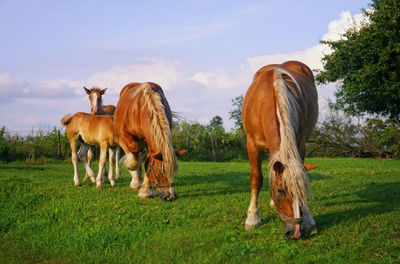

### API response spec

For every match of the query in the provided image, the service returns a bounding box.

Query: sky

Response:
[0,0,372,133]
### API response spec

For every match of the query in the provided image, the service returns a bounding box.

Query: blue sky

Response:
[0,0,371,132]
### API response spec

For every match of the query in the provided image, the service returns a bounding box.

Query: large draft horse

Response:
[114,82,180,201]
[61,113,119,188]
[242,61,319,239]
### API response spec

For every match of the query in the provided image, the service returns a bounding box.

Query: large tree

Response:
[316,0,400,119]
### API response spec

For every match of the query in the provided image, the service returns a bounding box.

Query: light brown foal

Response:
[61,112,119,188]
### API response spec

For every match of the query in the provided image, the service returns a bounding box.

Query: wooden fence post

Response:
[57,129,61,159]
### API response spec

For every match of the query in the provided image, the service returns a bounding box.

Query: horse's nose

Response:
[158,190,170,202]
[284,223,301,239]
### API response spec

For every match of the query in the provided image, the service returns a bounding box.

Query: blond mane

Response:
[133,82,178,181]
[269,68,310,207]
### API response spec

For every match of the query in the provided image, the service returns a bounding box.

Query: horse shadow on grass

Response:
[177,170,251,198]
[176,168,329,199]
[313,181,400,232]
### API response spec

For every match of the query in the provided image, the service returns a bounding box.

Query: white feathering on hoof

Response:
[121,153,139,171]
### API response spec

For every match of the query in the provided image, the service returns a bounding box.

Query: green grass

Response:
[1,158,399,263]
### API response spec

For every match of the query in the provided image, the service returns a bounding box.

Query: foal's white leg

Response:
[138,172,155,198]
[70,140,80,187]
[96,144,108,189]
[83,144,96,183]
[81,144,95,184]
[114,147,121,181]
[129,168,143,190]
[108,148,116,187]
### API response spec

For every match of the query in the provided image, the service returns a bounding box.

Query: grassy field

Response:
[0,158,399,263]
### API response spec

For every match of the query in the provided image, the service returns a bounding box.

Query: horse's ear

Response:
[273,161,285,174]
[153,153,163,161]
[84,87,91,95]
[304,163,319,171]
[100,88,107,95]
[175,149,187,156]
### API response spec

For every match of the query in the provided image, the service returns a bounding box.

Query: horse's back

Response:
[114,82,173,137]
[69,112,116,145]
[243,61,318,147]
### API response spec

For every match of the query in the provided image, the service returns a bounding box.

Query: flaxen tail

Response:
[61,114,72,126]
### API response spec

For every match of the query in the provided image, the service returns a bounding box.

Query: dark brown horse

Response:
[242,61,319,238]
[113,82,180,201]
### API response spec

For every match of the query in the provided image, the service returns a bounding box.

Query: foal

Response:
[80,87,121,182]
[61,112,120,188]
[84,87,116,115]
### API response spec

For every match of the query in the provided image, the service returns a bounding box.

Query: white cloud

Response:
[0,10,369,131]
[0,73,29,100]
[188,10,367,126]
[86,58,181,94]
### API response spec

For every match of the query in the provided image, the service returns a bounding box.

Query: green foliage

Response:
[316,0,400,118]
[172,118,247,162]
[0,159,400,263]
[307,112,400,158]
[0,127,71,162]
[229,95,244,130]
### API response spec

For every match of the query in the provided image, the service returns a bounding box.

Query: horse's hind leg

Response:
[69,137,80,187]
[96,144,108,189]
[245,139,263,231]
[108,147,116,187]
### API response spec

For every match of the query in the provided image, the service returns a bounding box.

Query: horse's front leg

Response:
[245,139,263,231]
[129,167,143,191]
[108,147,116,187]
[138,170,155,199]
[96,144,108,189]
[114,146,121,181]
[118,135,141,171]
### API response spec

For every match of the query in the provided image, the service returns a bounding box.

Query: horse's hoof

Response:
[74,183,81,187]
[96,182,102,189]
[110,181,116,187]
[245,213,262,231]
[138,187,155,199]
[130,183,141,191]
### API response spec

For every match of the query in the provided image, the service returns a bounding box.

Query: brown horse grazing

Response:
[242,61,319,239]
[61,112,119,188]
[114,82,180,201]
[84,87,116,115]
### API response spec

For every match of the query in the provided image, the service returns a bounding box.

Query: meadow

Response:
[0,158,399,263]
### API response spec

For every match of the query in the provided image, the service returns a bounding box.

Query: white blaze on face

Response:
[293,197,301,236]
[92,92,98,112]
